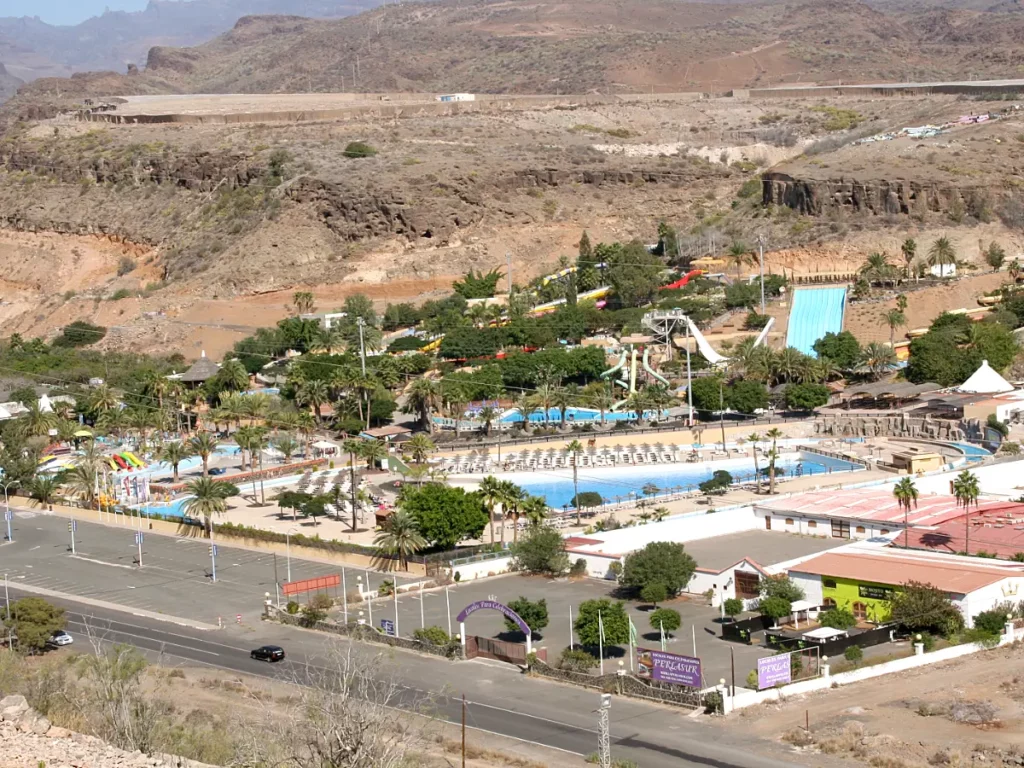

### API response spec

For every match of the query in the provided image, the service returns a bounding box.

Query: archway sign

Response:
[457,600,532,654]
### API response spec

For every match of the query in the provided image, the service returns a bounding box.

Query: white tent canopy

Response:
[38,394,53,413]
[957,359,1014,394]
[312,440,338,449]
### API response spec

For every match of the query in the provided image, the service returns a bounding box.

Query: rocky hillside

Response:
[14,0,1024,100]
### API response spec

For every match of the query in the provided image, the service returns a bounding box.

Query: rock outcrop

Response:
[762,171,981,217]
[0,694,214,768]
[815,414,967,441]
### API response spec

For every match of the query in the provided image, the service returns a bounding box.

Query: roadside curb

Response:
[3,581,219,632]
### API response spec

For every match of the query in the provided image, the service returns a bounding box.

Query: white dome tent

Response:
[956,360,1015,395]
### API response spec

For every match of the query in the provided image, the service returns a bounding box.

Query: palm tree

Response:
[478,405,498,437]
[404,433,436,465]
[478,475,503,545]
[892,477,919,549]
[189,432,218,477]
[295,411,315,458]
[532,383,557,427]
[728,241,751,279]
[587,387,615,427]
[219,392,246,431]
[89,384,119,414]
[406,377,441,433]
[859,343,897,381]
[566,439,584,525]
[28,474,63,508]
[445,392,468,439]
[520,495,548,529]
[242,393,271,426]
[64,463,98,508]
[512,393,533,432]
[881,309,907,346]
[218,359,250,392]
[374,509,427,571]
[748,432,762,492]
[765,427,783,494]
[315,324,346,355]
[21,402,57,438]
[928,236,957,275]
[624,390,652,425]
[652,506,670,522]
[810,357,841,384]
[860,252,895,287]
[499,480,527,545]
[183,476,232,537]
[96,408,129,440]
[273,434,299,464]
[952,470,980,555]
[901,238,917,280]
[158,441,195,483]
[296,379,329,424]
[360,439,389,471]
[552,386,576,427]
[1009,258,1022,285]
[772,347,806,385]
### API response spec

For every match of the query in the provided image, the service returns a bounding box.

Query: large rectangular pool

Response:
[508,451,862,510]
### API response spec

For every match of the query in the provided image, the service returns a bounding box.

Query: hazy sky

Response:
[3,1,151,26]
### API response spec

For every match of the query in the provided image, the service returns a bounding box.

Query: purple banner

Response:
[456,600,530,636]
[757,654,791,690]
[636,649,702,687]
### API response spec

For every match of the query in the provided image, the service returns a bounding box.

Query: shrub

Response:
[571,491,603,509]
[52,320,106,348]
[559,648,598,672]
[723,598,744,618]
[109,288,132,301]
[819,607,857,630]
[344,141,377,158]
[286,600,299,615]
[971,609,1008,637]
[649,607,681,634]
[609,561,623,580]
[746,669,759,689]
[743,311,771,330]
[116,255,135,276]
[570,558,588,577]
[621,541,697,597]
[759,596,792,621]
[413,626,451,646]
[843,645,863,666]
[640,582,668,605]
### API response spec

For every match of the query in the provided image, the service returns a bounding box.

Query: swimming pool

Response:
[951,442,991,463]
[498,407,669,424]
[128,443,242,478]
[507,451,863,509]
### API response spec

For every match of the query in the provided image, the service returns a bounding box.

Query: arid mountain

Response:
[12,0,1024,102]
[0,0,386,81]
[0,62,23,103]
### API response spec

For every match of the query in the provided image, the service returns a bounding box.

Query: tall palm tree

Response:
[587,387,615,427]
[552,386,576,427]
[158,441,195,483]
[28,474,64,508]
[273,434,299,464]
[21,402,57,438]
[860,252,895,287]
[189,432,218,477]
[512,393,533,432]
[89,384,119,414]
[295,411,316,458]
[479,475,503,545]
[296,379,329,424]
[881,309,907,347]
[446,392,468,439]
[566,439,585,525]
[404,433,436,465]
[748,432,762,493]
[728,241,751,280]
[374,509,427,571]
[520,495,548,529]
[928,236,957,274]
[952,470,980,555]
[360,439,389,471]
[218,358,250,392]
[183,476,232,537]
[901,238,917,280]
[532,383,557,427]
[218,392,247,431]
[406,377,441,433]
[245,426,269,504]
[892,477,919,549]
[500,481,527,544]
[64,463,98,508]
[242,393,271,426]
[765,427,784,494]
[773,347,807,385]
[96,408,129,440]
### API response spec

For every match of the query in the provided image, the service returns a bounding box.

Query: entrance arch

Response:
[456,600,532,655]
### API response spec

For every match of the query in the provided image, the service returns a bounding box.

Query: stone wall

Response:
[815,414,967,441]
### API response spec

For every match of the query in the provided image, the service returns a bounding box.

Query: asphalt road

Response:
[0,506,413,625]
[0,587,802,768]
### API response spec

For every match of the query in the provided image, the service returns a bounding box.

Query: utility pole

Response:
[685,320,694,427]
[756,233,767,315]
[597,694,612,768]
[719,378,727,450]
[356,317,367,375]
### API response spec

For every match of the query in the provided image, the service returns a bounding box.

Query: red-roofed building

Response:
[756,489,1024,542]
[904,502,1024,560]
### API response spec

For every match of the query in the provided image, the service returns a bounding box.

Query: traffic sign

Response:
[4,510,11,522]
[209,544,218,556]
[135,532,143,545]
[68,520,77,533]
[380,618,395,636]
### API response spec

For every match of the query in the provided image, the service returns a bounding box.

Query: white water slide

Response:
[685,316,773,367]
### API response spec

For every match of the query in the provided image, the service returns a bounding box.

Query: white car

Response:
[49,630,73,647]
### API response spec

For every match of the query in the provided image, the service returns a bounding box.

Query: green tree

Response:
[649,607,681,635]
[28,474,63,507]
[819,608,857,630]
[573,598,629,648]
[4,596,65,653]
[504,597,549,636]
[576,231,600,291]
[640,582,669,606]
[812,331,861,370]
[452,269,504,299]
[759,575,805,603]
[901,238,917,279]
[189,432,218,477]
[728,380,769,414]
[758,596,792,621]
[373,508,427,571]
[985,242,1007,270]
[889,580,964,636]
[893,477,919,548]
[972,608,1009,637]
[723,598,744,619]
[859,342,897,381]
[784,383,830,412]
[928,236,957,273]
[606,240,664,307]
[510,524,568,575]
[292,291,315,315]
[400,484,488,550]
[620,541,697,597]
[699,470,733,495]
[183,476,237,536]
[953,469,980,555]
[881,309,907,346]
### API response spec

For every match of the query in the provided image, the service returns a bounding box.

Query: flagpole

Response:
[692,624,697,658]
[568,605,574,651]
[660,620,666,652]
[598,610,604,676]
[628,619,635,673]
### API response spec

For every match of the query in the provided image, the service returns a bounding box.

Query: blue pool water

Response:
[786,287,847,357]
[513,451,863,509]
[138,443,242,477]
[952,442,990,462]
[499,407,668,424]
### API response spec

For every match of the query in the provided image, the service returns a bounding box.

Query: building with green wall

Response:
[820,575,896,624]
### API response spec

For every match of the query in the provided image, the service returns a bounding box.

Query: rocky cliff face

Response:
[762,171,980,217]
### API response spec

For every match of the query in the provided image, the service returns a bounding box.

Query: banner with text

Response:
[636,648,702,687]
[757,654,792,690]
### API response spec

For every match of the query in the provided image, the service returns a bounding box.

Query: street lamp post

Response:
[2,482,14,543]
[756,233,767,315]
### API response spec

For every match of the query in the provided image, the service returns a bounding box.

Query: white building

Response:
[437,93,475,102]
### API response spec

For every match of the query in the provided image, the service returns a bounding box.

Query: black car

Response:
[209,467,227,476]
[250,645,285,662]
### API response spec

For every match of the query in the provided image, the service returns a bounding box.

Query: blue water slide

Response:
[785,287,848,356]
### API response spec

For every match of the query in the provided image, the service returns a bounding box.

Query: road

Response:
[0,586,803,768]
[0,507,414,625]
